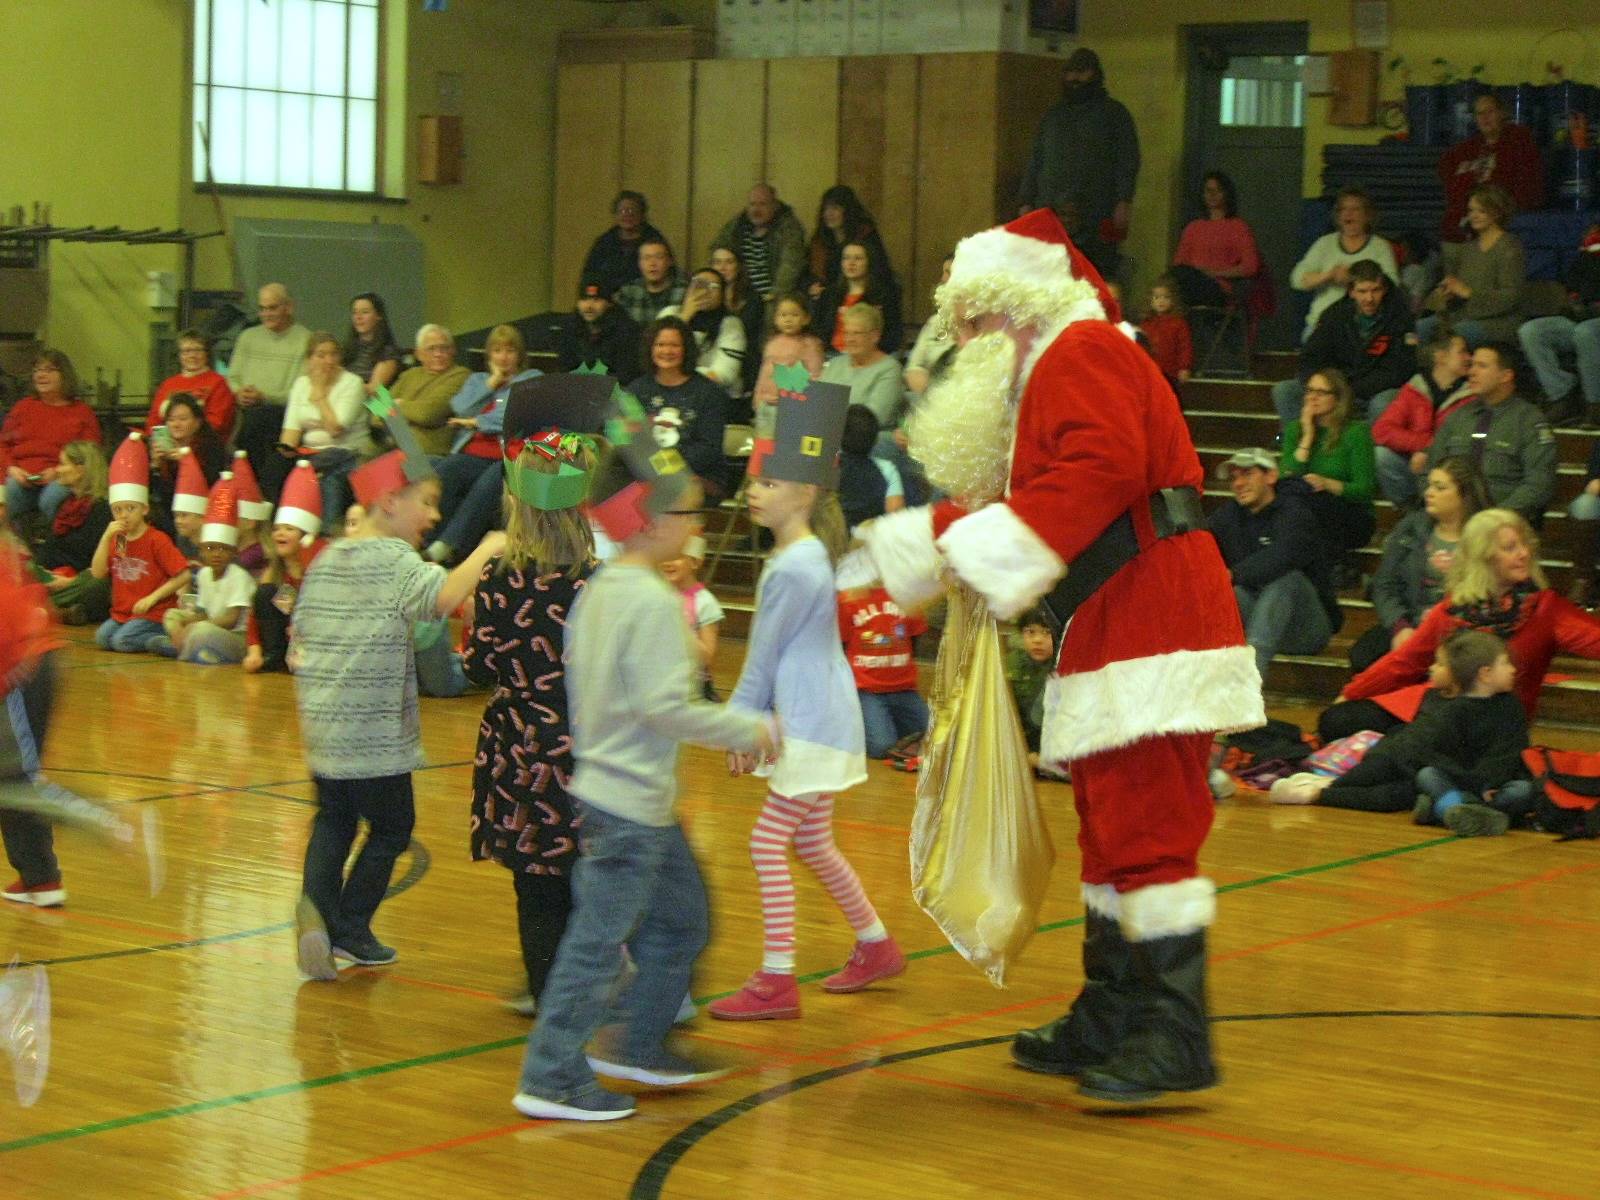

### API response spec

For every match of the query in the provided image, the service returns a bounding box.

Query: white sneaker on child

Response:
[1268,772,1331,806]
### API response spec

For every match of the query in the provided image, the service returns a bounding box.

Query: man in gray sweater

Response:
[1428,342,1557,524]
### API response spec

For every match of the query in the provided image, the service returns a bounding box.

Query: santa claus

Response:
[857,209,1263,1102]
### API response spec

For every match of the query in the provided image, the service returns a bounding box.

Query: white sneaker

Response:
[1269,772,1330,806]
[1207,768,1235,800]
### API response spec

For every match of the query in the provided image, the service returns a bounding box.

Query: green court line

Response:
[0,832,1457,1155]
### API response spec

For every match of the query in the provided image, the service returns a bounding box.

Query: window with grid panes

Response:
[193,0,381,193]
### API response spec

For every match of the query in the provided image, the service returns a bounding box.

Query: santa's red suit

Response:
[861,209,1263,1103]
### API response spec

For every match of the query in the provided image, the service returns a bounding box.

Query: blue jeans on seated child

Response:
[1416,766,1538,825]
[94,617,165,653]
[859,689,929,758]
[518,803,709,1101]
[414,622,471,697]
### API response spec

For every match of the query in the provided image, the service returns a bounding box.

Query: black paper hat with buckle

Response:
[748,363,848,489]
[502,367,618,441]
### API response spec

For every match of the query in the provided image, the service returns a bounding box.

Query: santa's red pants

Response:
[1069,730,1215,891]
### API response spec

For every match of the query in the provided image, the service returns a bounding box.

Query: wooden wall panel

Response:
[840,56,919,317]
[621,60,694,266]
[995,54,1066,227]
[915,54,998,324]
[689,58,768,267]
[551,63,623,307]
[763,57,840,255]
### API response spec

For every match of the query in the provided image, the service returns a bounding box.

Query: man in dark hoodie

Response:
[711,184,807,308]
[1272,258,1414,428]
[1017,48,1141,280]
[555,275,642,381]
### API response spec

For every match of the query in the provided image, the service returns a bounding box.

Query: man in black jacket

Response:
[1206,449,1342,680]
[1272,259,1415,428]
[555,276,642,381]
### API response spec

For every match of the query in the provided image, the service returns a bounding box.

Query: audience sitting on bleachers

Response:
[581,190,664,300]
[1352,456,1490,672]
[1207,447,1341,681]
[341,292,401,397]
[1371,331,1474,505]
[1139,274,1192,390]
[1418,184,1526,349]
[712,184,808,308]
[1517,222,1600,427]
[1171,171,1261,309]
[805,185,891,300]
[1272,259,1414,428]
[1289,186,1399,344]
[752,294,825,433]
[1278,367,1377,559]
[883,255,955,509]
[555,274,642,379]
[660,267,748,398]
[811,239,903,355]
[1438,93,1545,243]
[1425,342,1554,525]
[145,331,236,437]
[613,237,686,327]
[151,393,228,522]
[1568,440,1600,609]
[389,324,471,457]
[230,283,311,498]
[626,316,730,500]
[278,332,372,527]
[2,350,102,525]
[818,305,902,429]
[28,440,112,625]
[710,245,766,395]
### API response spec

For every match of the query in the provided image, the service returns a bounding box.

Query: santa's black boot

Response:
[1077,878,1219,1103]
[1012,886,1132,1076]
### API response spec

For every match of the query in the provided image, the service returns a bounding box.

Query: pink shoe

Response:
[707,971,801,1021]
[821,937,906,993]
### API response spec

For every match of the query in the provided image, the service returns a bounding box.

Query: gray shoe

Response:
[586,1049,732,1087]
[1412,793,1436,825]
[295,896,338,981]
[332,935,397,966]
[1444,803,1510,838]
[513,1084,635,1122]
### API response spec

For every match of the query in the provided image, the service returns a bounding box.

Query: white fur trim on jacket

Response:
[935,502,1064,621]
[859,505,946,610]
[1119,877,1216,941]
[1082,882,1120,920]
[1041,644,1265,764]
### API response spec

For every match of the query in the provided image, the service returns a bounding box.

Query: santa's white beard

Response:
[908,330,1019,507]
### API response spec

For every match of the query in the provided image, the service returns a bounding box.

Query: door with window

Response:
[1181,23,1309,351]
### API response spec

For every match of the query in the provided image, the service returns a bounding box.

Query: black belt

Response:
[1042,487,1204,629]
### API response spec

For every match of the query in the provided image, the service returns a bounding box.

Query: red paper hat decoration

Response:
[350,449,414,508]
[230,450,273,522]
[200,471,240,547]
[108,432,151,506]
[276,459,323,540]
[171,448,209,516]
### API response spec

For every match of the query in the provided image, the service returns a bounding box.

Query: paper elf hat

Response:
[108,432,150,506]
[276,459,323,540]
[747,364,848,489]
[230,450,272,521]
[588,379,693,541]
[505,431,594,512]
[199,471,240,547]
[171,448,209,516]
[352,385,439,506]
[501,368,617,442]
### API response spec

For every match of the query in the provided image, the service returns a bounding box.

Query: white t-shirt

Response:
[196,562,255,631]
[690,585,724,630]
[282,370,373,454]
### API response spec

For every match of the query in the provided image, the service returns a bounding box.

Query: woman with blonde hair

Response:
[462,432,598,1015]
[1278,366,1376,556]
[30,440,113,624]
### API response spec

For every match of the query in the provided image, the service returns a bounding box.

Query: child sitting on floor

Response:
[90,434,191,655]
[661,534,723,700]
[1007,607,1066,779]
[160,474,254,665]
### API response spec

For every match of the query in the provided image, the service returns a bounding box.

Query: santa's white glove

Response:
[857,507,947,610]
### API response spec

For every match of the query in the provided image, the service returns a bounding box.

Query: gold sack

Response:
[910,582,1055,987]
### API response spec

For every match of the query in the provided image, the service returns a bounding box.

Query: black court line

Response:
[629,1012,1600,1199]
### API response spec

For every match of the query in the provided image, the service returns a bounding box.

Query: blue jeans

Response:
[1374,445,1422,505]
[310,448,360,530]
[1570,491,1600,523]
[518,804,709,1100]
[859,689,929,758]
[4,478,72,525]
[413,621,471,697]
[1416,315,1490,350]
[93,617,165,653]
[872,430,934,508]
[1417,765,1537,824]
[1519,315,1600,406]
[1234,573,1334,679]
[432,453,501,556]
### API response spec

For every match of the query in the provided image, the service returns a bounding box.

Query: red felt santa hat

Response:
[108,432,151,506]
[941,207,1122,328]
[171,448,209,516]
[276,459,323,541]
[230,451,272,522]
[199,471,240,547]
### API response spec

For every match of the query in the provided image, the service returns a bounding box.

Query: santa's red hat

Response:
[940,207,1122,330]
[276,459,323,540]
[108,432,151,506]
[230,451,272,522]
[171,448,209,516]
[200,472,240,547]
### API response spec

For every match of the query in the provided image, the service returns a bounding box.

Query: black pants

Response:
[252,583,293,672]
[301,773,415,945]
[1301,490,1378,556]
[1318,698,1404,744]
[0,655,60,888]
[1347,624,1392,674]
[236,405,291,501]
[512,869,574,1000]
[1317,748,1414,813]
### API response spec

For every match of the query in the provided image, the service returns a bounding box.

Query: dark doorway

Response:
[1181,22,1310,351]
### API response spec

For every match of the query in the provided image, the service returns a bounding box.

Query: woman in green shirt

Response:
[1280,367,1377,555]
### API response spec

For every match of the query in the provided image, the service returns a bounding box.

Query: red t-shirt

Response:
[1140,313,1193,380]
[108,526,190,623]
[145,371,237,438]
[838,587,926,693]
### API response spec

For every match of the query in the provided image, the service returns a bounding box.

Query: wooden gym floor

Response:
[2,632,1598,1199]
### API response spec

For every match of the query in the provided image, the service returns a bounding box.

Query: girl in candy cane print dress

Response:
[464,434,597,1016]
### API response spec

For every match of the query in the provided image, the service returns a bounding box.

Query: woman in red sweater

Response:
[1319,508,1600,741]
[144,330,236,439]
[1172,171,1262,307]
[2,350,102,526]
